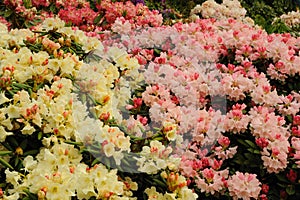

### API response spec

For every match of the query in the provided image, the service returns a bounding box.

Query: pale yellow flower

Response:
[162,121,178,141]
[2,193,20,200]
[23,156,38,172]
[5,105,21,118]
[0,92,10,105]
[0,126,13,142]
[14,67,34,83]
[39,17,66,31]
[103,142,115,157]
[0,22,8,33]
[82,37,103,53]
[1,118,13,130]
[21,123,35,135]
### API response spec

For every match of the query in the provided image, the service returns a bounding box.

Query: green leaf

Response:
[14,157,20,167]
[91,159,100,166]
[0,183,6,187]
[23,149,40,156]
[12,82,32,90]
[24,0,32,8]
[1,142,13,151]
[37,132,43,140]
[0,150,12,156]
[245,140,257,149]
[0,157,14,170]
[277,183,286,187]
[237,139,248,147]
[153,136,164,141]
[154,48,161,56]
[244,153,256,160]
[153,178,167,188]
[64,140,83,146]
[286,115,293,123]
[94,14,103,24]
[4,9,13,18]
[286,185,295,195]
[253,150,261,154]
[276,174,289,183]
[20,139,28,150]
[7,136,19,147]
[24,20,34,28]
[247,148,254,153]
[23,189,38,200]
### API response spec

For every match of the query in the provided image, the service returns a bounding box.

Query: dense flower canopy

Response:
[0,0,300,200]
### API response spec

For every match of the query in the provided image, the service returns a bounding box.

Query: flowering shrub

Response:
[190,0,254,25]
[107,16,300,199]
[0,1,300,200]
[238,0,296,33]
[0,0,163,31]
[273,10,300,34]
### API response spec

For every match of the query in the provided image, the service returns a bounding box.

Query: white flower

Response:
[3,193,20,200]
[39,17,66,31]
[0,92,10,105]
[178,187,198,200]
[21,123,35,135]
[5,169,21,187]
[0,126,13,142]
[103,142,115,157]
[5,105,20,119]
[23,156,37,172]
[46,182,73,200]
[0,22,8,33]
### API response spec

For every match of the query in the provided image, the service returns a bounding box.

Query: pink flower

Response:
[31,0,50,7]
[291,126,300,136]
[111,17,133,34]
[256,138,269,149]
[223,103,251,133]
[277,94,300,116]
[221,72,254,101]
[218,136,230,148]
[42,38,61,51]
[58,6,98,27]
[293,115,300,125]
[228,172,261,200]
[291,137,300,150]
[195,169,229,195]
[202,168,214,183]
[251,83,281,106]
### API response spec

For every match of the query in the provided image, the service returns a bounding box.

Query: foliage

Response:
[0,0,300,200]
[239,0,296,33]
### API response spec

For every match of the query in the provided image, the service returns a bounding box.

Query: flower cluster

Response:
[190,0,254,25]
[227,172,261,200]
[0,17,144,199]
[1,0,163,32]
[274,10,300,29]
[98,0,163,30]
[104,12,300,198]
[0,0,300,199]
[136,140,180,174]
[145,170,198,199]
[5,142,137,200]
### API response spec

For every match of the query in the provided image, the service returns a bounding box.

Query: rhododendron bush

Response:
[0,0,300,199]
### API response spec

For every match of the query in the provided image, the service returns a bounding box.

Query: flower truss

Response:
[273,10,300,33]
[189,0,254,26]
[0,0,300,200]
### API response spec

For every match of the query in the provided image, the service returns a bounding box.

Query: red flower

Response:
[286,169,297,182]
